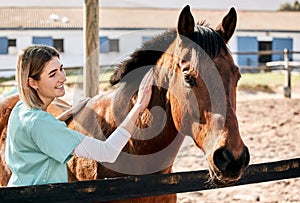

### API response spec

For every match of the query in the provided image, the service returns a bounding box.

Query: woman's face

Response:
[30,56,66,107]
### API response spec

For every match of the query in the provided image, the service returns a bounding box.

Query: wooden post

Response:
[283,48,291,98]
[83,0,99,97]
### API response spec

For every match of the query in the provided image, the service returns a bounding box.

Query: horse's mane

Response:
[109,29,177,85]
[110,24,228,85]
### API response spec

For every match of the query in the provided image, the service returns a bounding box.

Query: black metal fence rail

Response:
[0,157,299,203]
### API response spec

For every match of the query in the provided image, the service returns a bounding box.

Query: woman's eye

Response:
[49,70,58,78]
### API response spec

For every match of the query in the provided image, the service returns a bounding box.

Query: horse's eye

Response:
[183,73,196,87]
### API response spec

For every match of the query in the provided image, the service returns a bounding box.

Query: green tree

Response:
[279,1,300,11]
[294,1,300,10]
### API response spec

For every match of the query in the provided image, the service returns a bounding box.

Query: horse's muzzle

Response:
[210,146,250,185]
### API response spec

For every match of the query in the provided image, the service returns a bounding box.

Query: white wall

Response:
[99,29,164,66]
[1,28,299,77]
[0,29,164,77]
[0,30,84,77]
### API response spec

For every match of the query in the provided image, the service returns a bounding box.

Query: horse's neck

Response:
[70,81,185,175]
[121,83,185,168]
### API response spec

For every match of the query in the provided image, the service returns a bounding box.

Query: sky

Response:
[0,0,297,11]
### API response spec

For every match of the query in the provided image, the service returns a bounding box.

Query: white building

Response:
[1,7,300,77]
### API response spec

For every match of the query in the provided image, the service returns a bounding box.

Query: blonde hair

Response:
[16,45,60,108]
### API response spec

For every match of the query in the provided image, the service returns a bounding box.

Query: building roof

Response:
[1,7,300,32]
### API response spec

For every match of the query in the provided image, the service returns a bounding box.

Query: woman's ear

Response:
[28,77,38,90]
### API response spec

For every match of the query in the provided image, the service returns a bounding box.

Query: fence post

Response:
[283,48,291,98]
[83,0,99,98]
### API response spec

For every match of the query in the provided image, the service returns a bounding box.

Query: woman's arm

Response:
[73,68,153,163]
[73,126,130,163]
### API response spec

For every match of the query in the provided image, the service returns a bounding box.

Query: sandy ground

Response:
[173,89,300,203]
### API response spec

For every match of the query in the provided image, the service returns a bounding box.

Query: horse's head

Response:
[155,5,250,186]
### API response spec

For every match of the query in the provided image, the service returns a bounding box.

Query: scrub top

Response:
[5,100,85,186]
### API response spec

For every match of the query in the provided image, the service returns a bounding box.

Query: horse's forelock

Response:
[193,25,228,59]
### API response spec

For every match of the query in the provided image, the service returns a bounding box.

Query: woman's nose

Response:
[59,69,67,82]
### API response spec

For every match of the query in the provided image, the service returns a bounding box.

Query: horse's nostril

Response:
[213,147,250,174]
[222,148,234,163]
[213,147,230,171]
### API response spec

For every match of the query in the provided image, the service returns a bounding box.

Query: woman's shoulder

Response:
[9,101,59,136]
[16,101,56,123]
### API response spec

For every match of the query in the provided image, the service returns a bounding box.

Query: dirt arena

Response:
[173,89,300,203]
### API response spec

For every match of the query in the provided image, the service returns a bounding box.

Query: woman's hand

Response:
[120,68,154,134]
[135,68,154,111]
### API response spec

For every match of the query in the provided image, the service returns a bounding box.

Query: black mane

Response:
[109,29,177,85]
[110,25,228,85]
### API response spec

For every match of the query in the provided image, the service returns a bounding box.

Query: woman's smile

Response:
[30,56,67,107]
[55,83,65,89]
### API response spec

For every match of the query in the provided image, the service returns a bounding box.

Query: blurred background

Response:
[0,0,299,97]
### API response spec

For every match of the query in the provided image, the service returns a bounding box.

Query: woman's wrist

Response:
[120,103,147,134]
[132,103,146,116]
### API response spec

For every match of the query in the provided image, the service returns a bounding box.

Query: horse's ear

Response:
[216,7,237,43]
[177,5,195,38]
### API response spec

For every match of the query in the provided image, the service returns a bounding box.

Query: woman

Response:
[5,45,153,187]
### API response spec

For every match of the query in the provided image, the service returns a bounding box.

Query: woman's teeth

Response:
[56,84,64,89]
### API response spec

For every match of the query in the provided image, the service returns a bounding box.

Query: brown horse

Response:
[0,5,249,203]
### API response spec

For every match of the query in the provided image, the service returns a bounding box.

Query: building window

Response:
[0,38,16,54]
[109,39,119,52]
[8,39,17,54]
[8,39,16,47]
[237,36,258,67]
[272,38,293,61]
[32,37,64,52]
[99,36,109,53]
[32,36,54,46]
[53,39,64,52]
[99,36,120,53]
[258,41,272,65]
[0,37,8,54]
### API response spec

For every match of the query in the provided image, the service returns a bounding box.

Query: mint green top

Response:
[5,100,85,186]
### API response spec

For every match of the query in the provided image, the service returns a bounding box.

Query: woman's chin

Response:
[56,88,65,97]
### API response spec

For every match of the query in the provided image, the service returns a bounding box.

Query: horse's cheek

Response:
[169,95,182,132]
[191,123,206,150]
